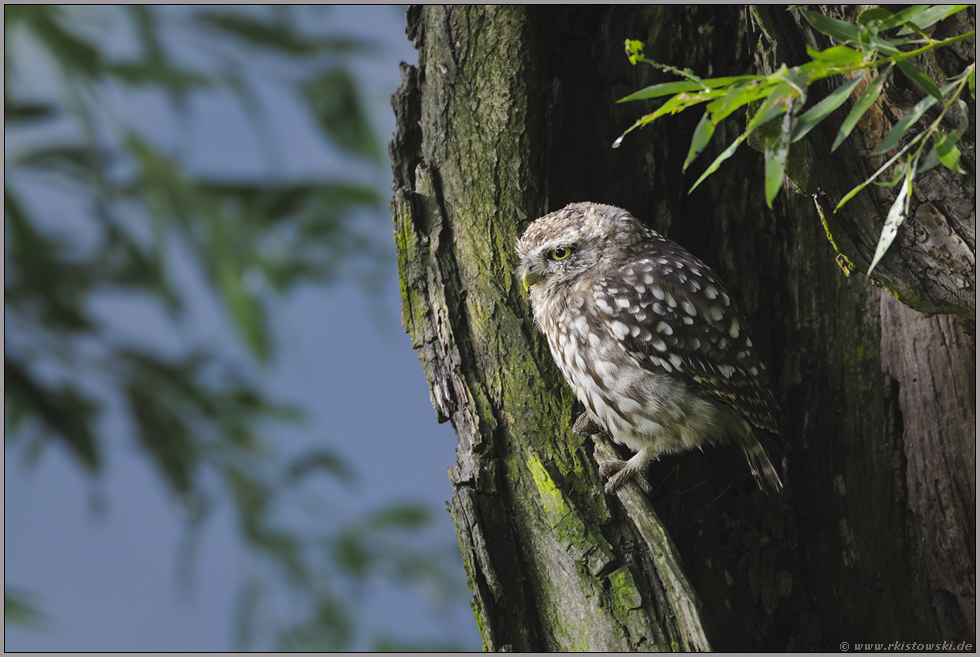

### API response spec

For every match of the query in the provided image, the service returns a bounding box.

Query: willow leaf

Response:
[835,130,925,211]
[832,64,892,152]
[792,74,865,143]
[683,111,716,173]
[867,168,912,274]
[896,59,944,102]
[688,134,745,194]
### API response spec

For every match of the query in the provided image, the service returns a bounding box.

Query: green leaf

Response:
[934,131,965,173]
[948,66,975,82]
[284,450,355,486]
[857,7,895,27]
[866,34,903,55]
[745,82,798,135]
[5,358,102,471]
[896,59,945,102]
[215,241,271,362]
[5,590,45,628]
[955,99,970,136]
[805,44,866,66]
[872,164,908,188]
[22,7,101,77]
[764,109,792,209]
[683,111,716,172]
[125,379,197,495]
[614,90,724,146]
[302,69,381,163]
[4,101,58,123]
[618,81,705,102]
[618,75,762,102]
[897,5,971,34]
[917,145,942,174]
[832,64,892,152]
[195,11,367,56]
[705,79,774,121]
[878,5,930,30]
[800,8,865,43]
[867,165,913,274]
[366,504,433,530]
[835,130,926,210]
[624,39,644,65]
[104,61,214,90]
[688,134,745,194]
[14,145,106,183]
[792,74,865,143]
[764,138,788,209]
[871,89,944,154]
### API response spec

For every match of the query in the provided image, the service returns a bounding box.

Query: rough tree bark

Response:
[390,5,975,651]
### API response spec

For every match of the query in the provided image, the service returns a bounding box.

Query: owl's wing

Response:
[592,242,779,434]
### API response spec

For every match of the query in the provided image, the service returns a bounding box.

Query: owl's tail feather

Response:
[741,437,783,494]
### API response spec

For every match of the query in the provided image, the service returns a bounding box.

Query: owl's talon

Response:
[572,412,604,437]
[599,460,653,495]
[598,459,626,478]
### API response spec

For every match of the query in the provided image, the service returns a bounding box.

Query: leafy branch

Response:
[5,6,469,650]
[615,5,974,274]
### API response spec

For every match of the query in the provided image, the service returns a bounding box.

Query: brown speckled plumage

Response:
[516,202,782,494]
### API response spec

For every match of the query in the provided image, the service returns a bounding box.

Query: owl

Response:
[516,202,782,495]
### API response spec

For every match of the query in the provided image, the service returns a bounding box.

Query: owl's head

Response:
[516,202,643,295]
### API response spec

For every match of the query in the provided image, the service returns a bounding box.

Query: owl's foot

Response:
[572,412,604,437]
[599,459,653,495]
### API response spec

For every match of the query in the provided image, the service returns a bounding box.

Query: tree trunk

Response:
[390,5,975,651]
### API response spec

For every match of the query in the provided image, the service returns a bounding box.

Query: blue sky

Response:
[4,6,480,651]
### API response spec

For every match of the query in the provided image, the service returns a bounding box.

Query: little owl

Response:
[516,202,782,494]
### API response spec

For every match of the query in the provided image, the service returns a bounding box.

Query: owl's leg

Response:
[598,449,655,495]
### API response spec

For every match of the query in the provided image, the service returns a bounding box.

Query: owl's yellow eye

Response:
[549,247,573,261]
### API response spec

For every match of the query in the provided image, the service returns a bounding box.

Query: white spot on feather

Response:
[596,360,620,378]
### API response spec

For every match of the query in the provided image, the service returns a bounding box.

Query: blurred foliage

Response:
[4,590,45,629]
[615,5,974,274]
[4,5,468,651]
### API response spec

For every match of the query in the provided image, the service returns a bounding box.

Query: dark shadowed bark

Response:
[390,5,975,651]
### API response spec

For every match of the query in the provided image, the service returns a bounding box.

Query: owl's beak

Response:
[521,267,544,292]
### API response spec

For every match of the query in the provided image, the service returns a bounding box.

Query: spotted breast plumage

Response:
[515,202,782,494]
